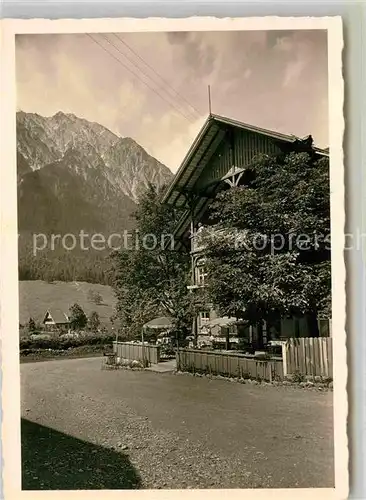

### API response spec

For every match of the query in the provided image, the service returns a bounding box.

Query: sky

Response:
[16,30,328,172]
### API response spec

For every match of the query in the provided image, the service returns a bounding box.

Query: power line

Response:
[111,34,200,121]
[100,33,198,123]
[113,33,202,119]
[87,34,196,124]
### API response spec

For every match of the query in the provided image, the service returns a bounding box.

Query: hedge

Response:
[20,333,117,351]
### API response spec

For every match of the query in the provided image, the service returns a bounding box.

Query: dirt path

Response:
[21,357,334,490]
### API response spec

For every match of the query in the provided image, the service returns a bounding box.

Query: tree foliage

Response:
[87,289,103,305]
[28,317,36,333]
[69,303,88,330]
[111,184,193,339]
[18,233,112,285]
[88,311,101,331]
[203,151,331,330]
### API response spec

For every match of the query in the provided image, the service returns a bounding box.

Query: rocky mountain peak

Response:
[17,110,174,229]
[17,111,174,284]
[54,110,66,118]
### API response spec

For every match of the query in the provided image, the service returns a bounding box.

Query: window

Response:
[199,311,210,324]
[196,266,207,286]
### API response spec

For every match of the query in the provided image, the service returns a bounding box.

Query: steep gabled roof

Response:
[162,113,328,209]
[43,309,69,324]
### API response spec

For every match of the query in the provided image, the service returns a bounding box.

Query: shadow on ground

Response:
[21,419,141,490]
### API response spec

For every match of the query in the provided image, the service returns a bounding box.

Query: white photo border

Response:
[0,16,347,500]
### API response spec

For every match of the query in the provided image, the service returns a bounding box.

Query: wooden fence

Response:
[113,341,160,365]
[176,349,284,381]
[282,337,333,378]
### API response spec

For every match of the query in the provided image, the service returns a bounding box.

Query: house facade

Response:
[43,309,70,332]
[162,114,330,350]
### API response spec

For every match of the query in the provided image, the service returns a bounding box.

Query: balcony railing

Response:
[190,226,247,253]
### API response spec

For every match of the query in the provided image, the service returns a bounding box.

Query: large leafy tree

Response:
[111,184,193,339]
[203,151,331,336]
[69,303,88,330]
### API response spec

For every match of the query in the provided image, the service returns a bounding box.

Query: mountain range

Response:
[17,111,173,283]
[17,111,173,233]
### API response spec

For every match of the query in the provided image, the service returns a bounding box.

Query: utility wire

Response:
[87,33,196,124]
[111,34,200,122]
[113,33,202,119]
[101,34,197,123]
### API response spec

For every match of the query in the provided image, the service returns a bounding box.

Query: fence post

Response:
[322,338,329,377]
[282,342,288,377]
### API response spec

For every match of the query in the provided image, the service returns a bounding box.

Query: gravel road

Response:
[21,357,334,490]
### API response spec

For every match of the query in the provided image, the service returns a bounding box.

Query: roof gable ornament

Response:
[207,85,212,116]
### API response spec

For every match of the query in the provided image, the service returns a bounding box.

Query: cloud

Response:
[244,68,252,79]
[283,59,307,87]
[16,30,329,171]
[141,112,205,169]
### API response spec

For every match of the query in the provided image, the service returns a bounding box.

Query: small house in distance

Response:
[43,309,70,331]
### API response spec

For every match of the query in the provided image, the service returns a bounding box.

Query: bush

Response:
[79,332,115,345]
[59,332,80,340]
[20,332,115,351]
[291,371,305,383]
[87,289,103,305]
[29,333,51,341]
[20,344,107,359]
[20,337,59,350]
[21,329,43,338]
[115,358,145,369]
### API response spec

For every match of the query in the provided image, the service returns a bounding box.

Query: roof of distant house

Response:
[43,309,70,324]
